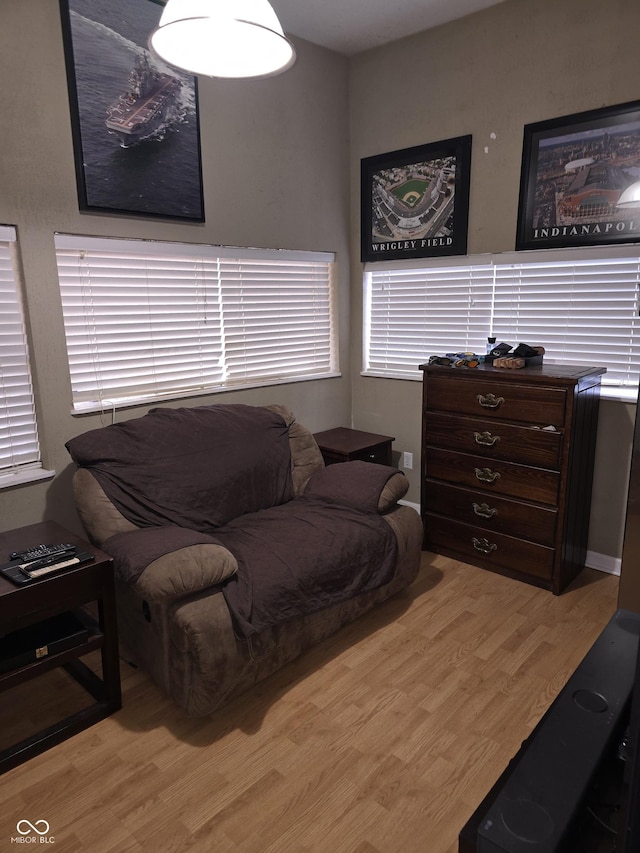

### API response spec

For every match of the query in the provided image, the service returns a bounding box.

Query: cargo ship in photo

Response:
[105,54,182,147]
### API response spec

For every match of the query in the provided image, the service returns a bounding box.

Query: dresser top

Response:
[419,361,606,386]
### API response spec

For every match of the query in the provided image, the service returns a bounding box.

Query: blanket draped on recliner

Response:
[67,404,399,639]
[215,494,397,637]
[66,403,293,531]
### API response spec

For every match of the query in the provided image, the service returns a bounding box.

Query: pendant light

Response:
[149,0,296,79]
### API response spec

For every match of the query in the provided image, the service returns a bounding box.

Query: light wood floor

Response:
[0,553,619,852]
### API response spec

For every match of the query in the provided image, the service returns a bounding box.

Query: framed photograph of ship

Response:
[516,100,640,250]
[59,0,204,222]
[360,136,472,263]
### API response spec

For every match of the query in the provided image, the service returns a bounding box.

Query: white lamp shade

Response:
[149,0,296,79]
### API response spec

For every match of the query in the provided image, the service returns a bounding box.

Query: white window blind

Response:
[55,235,337,413]
[0,226,42,478]
[364,246,640,395]
[365,257,494,376]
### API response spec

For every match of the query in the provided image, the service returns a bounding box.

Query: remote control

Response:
[9,543,76,563]
[25,554,86,578]
[0,551,95,585]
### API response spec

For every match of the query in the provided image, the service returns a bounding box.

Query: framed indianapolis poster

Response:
[361,135,472,263]
[516,100,640,250]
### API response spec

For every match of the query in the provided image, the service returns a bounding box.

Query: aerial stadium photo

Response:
[361,136,471,262]
[517,101,640,250]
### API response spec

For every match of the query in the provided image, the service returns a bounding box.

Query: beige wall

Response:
[349,0,640,563]
[0,0,350,534]
[1,0,638,567]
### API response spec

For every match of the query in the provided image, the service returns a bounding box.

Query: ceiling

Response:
[273,0,508,57]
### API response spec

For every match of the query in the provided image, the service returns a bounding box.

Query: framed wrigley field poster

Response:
[361,135,472,263]
[516,99,640,250]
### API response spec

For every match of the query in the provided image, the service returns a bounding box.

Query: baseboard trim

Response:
[399,499,420,513]
[585,550,621,577]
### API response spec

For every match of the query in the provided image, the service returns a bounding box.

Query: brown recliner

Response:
[67,403,422,716]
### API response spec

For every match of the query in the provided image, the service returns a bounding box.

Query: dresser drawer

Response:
[426,376,567,426]
[424,514,554,582]
[425,448,560,506]
[424,481,557,546]
[425,412,562,469]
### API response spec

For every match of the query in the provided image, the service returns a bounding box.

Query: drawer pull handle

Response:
[473,502,498,519]
[474,467,501,484]
[474,430,500,447]
[477,393,505,409]
[473,537,497,555]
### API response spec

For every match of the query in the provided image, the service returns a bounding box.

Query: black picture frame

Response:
[59,0,205,222]
[360,135,472,263]
[516,100,640,251]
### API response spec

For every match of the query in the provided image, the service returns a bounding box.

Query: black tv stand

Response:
[459,609,640,853]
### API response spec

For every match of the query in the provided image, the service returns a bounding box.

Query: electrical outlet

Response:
[403,451,413,470]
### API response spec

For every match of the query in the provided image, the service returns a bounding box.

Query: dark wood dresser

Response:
[420,362,606,594]
[619,400,640,613]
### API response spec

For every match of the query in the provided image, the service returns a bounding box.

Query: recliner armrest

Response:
[377,471,411,512]
[105,526,237,601]
[302,460,409,514]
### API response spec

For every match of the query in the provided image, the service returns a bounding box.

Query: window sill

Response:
[69,371,343,416]
[0,467,56,491]
[600,387,638,403]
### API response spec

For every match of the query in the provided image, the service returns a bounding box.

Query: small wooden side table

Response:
[313,427,395,466]
[0,521,121,774]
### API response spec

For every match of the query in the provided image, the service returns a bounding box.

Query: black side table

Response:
[313,427,395,466]
[0,521,121,774]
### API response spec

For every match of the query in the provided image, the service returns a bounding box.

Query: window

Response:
[364,246,640,397]
[0,226,45,486]
[55,235,338,413]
